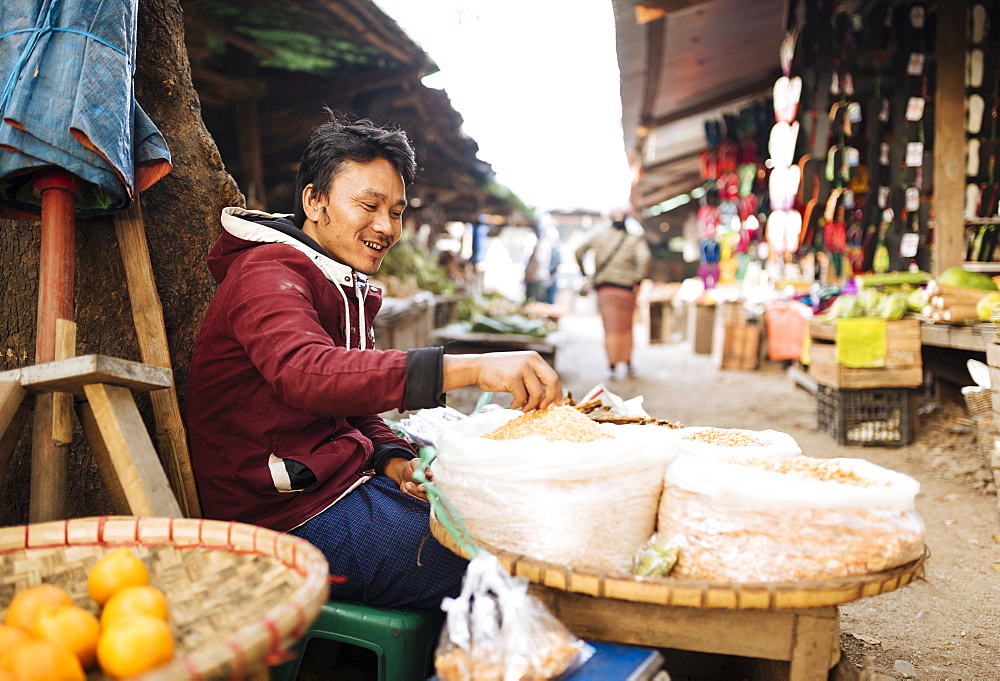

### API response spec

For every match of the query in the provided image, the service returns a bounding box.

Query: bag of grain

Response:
[658,455,925,582]
[434,406,678,574]
[671,426,802,461]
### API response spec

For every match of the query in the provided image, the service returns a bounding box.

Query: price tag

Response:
[847,101,863,122]
[879,98,891,123]
[911,5,926,29]
[906,187,921,212]
[899,232,919,258]
[905,97,925,121]
[845,147,860,167]
[906,142,924,167]
[878,186,891,208]
[907,53,925,76]
[880,142,891,166]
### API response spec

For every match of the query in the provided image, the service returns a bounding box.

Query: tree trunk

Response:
[0,0,242,526]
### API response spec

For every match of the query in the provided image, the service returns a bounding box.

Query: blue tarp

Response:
[0,0,172,217]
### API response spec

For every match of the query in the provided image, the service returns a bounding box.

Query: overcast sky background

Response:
[373,0,633,215]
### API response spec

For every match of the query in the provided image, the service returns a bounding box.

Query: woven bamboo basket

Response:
[430,514,926,611]
[0,516,330,680]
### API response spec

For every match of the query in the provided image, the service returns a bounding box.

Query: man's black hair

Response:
[292,110,417,226]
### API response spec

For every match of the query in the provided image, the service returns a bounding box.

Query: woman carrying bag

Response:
[575,214,652,380]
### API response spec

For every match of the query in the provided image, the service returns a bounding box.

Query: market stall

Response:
[391,392,927,681]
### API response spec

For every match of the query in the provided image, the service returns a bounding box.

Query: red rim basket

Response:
[0,516,330,680]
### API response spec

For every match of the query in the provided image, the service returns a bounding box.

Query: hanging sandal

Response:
[968,49,985,89]
[968,94,985,134]
[972,3,987,44]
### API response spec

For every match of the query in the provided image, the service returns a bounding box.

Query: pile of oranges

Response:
[0,548,175,680]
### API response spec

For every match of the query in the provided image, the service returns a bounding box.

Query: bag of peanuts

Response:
[434,552,593,681]
[658,454,926,582]
[671,426,801,461]
[434,406,679,574]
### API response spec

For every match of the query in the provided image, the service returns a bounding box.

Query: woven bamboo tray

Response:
[0,516,330,680]
[430,514,926,611]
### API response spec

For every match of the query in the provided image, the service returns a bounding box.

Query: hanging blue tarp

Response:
[0,0,172,218]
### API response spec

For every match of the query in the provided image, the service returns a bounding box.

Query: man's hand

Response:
[442,351,562,411]
[383,457,431,501]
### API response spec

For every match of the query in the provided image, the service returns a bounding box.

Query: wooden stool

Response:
[0,354,182,517]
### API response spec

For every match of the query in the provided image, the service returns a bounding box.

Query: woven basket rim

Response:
[0,516,330,680]
[429,512,927,611]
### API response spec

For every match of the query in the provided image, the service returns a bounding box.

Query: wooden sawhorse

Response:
[0,354,182,517]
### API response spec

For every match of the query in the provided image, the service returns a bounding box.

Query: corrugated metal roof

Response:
[615,0,789,210]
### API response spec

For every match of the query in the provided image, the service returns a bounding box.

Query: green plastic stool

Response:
[270,600,444,681]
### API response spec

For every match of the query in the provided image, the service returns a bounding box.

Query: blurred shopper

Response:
[524,213,560,303]
[575,214,651,379]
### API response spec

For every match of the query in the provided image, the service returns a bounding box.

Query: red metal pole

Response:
[33,169,82,362]
[29,169,82,522]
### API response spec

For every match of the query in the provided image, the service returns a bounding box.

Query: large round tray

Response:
[0,516,330,680]
[430,514,926,610]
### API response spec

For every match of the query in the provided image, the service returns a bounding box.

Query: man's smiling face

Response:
[302,158,407,275]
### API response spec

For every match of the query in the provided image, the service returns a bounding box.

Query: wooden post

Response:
[113,197,202,517]
[933,0,969,274]
[29,170,82,522]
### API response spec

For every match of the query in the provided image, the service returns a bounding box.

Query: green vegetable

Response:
[856,271,930,288]
[936,267,998,291]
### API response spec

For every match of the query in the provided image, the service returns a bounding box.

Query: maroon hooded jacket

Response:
[186,208,444,532]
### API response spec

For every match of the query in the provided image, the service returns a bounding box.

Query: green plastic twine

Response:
[474,390,494,412]
[413,445,481,558]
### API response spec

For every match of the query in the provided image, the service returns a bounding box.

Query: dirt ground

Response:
[453,301,1000,680]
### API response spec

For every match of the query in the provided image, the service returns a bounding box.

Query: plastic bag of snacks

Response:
[434,406,678,574]
[658,455,925,582]
[435,552,593,681]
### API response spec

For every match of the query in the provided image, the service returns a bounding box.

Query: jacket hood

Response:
[209,207,359,286]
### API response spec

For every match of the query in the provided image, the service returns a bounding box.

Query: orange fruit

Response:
[97,615,174,678]
[100,585,169,627]
[87,547,149,606]
[0,670,14,681]
[3,583,73,633]
[0,624,33,650]
[0,639,85,681]
[31,604,101,670]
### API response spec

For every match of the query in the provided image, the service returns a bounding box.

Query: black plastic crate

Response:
[816,385,915,446]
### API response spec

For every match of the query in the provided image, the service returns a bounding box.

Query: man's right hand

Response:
[442,351,562,412]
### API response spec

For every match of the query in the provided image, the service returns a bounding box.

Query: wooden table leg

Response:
[80,383,182,517]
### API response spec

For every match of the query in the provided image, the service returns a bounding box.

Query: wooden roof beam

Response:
[293,0,420,67]
[190,67,268,100]
[643,71,779,129]
[183,10,275,58]
[635,0,715,23]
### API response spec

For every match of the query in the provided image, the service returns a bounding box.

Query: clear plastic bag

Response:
[435,553,593,681]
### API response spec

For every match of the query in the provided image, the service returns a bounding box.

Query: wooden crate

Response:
[720,324,760,370]
[987,342,1000,432]
[691,303,716,354]
[808,318,922,389]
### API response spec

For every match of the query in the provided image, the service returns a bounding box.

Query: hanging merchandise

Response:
[773,76,803,123]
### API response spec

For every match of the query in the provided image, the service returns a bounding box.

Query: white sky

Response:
[373,0,632,215]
